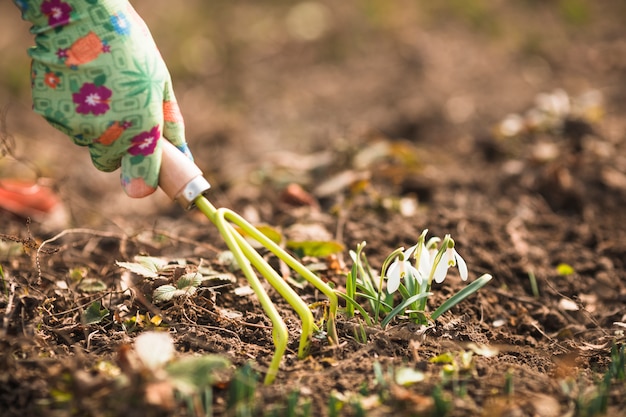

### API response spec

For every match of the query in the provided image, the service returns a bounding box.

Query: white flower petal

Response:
[408,265,423,284]
[455,250,468,281]
[387,261,401,293]
[417,243,432,278]
[433,258,449,283]
[445,247,456,267]
[404,244,418,259]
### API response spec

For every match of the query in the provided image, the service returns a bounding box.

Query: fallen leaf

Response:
[234,285,255,296]
[558,298,579,311]
[234,224,284,246]
[466,343,500,357]
[280,183,318,207]
[313,170,371,198]
[77,278,107,293]
[287,240,345,257]
[116,256,169,279]
[82,301,109,325]
[153,285,178,302]
[394,366,425,386]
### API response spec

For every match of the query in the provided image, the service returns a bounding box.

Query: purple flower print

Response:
[56,48,69,60]
[128,126,160,156]
[72,83,112,115]
[40,0,72,27]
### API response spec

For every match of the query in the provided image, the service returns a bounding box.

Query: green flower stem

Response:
[194,196,339,383]
[378,247,405,323]
[335,291,373,326]
[345,242,366,318]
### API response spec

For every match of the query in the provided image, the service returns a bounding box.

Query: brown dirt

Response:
[1,1,626,416]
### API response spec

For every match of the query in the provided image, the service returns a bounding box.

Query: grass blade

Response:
[431,274,492,321]
[381,293,431,328]
[335,291,373,326]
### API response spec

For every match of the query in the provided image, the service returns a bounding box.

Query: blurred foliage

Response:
[1,0,620,95]
[1,0,622,113]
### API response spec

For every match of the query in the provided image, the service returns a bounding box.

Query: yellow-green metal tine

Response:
[195,197,286,384]
[221,208,339,344]
[223,210,314,359]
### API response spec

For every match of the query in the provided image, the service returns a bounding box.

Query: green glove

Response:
[15,0,192,197]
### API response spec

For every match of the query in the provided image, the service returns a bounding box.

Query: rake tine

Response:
[158,139,338,383]
[213,204,315,359]
[214,206,339,345]
[201,199,286,384]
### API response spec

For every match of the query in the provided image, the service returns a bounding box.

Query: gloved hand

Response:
[14,0,192,197]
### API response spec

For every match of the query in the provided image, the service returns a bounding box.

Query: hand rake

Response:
[159,140,338,384]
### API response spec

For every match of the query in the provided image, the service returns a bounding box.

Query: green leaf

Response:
[354,290,394,312]
[334,291,373,326]
[153,285,178,302]
[430,352,455,364]
[118,57,160,106]
[153,277,198,302]
[431,274,493,320]
[93,73,107,87]
[166,355,231,395]
[82,301,109,325]
[116,256,168,279]
[286,240,345,257]
[236,224,283,245]
[0,264,6,294]
[176,273,203,289]
[381,292,432,328]
[77,278,107,292]
[345,264,357,318]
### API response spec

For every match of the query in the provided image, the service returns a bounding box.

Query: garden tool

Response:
[159,139,338,384]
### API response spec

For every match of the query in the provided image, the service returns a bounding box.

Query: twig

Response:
[36,228,129,282]
[1,280,16,337]
[151,229,222,254]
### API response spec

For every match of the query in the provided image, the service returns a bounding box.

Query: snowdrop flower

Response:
[414,236,436,280]
[386,244,422,293]
[432,237,468,284]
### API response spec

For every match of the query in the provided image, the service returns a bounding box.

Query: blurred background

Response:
[1,0,624,231]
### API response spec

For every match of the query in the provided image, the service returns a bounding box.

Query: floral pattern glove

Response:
[15,0,192,197]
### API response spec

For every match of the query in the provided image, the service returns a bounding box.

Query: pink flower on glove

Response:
[41,0,72,27]
[72,83,112,115]
[128,126,160,156]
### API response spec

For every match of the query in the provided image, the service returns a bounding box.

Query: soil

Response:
[1,1,626,416]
